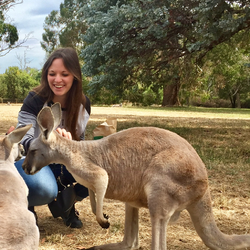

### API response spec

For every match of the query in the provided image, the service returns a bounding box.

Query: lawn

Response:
[1,104,250,250]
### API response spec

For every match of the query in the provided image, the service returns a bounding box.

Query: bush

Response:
[190,97,231,108]
[142,89,157,106]
[241,99,250,108]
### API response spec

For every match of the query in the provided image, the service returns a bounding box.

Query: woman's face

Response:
[47,58,74,99]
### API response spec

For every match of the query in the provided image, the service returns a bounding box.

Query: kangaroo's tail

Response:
[187,189,250,250]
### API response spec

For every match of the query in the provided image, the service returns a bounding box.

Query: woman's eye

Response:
[48,73,70,77]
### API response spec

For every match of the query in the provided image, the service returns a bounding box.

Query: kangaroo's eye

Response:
[29,149,37,155]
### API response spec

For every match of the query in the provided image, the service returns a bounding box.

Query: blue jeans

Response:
[15,158,89,207]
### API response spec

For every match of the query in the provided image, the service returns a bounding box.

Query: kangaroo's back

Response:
[86,127,207,205]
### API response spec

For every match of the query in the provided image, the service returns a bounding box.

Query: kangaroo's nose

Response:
[22,162,30,175]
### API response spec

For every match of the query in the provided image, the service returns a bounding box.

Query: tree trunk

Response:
[162,77,181,106]
[236,92,241,108]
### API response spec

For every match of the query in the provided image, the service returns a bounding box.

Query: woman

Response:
[14,47,91,228]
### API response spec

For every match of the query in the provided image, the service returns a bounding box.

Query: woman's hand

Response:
[56,128,72,140]
[6,126,15,135]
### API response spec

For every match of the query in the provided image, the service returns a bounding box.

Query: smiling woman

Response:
[11,47,91,229]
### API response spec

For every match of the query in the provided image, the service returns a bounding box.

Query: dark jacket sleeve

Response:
[21,91,46,116]
[17,92,45,152]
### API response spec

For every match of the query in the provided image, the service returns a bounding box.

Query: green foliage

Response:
[2,67,39,100]
[81,0,170,94]
[0,0,24,56]
[123,82,162,106]
[142,88,162,106]
[88,86,120,105]
[41,0,250,106]
[41,26,59,54]
[26,68,42,82]
[82,74,90,94]
[41,0,88,54]
[0,74,7,97]
[199,32,250,108]
[80,0,250,104]
[123,84,144,104]
[190,1,250,58]
[0,22,18,45]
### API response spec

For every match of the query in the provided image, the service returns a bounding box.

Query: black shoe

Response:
[62,205,83,228]
[28,206,38,225]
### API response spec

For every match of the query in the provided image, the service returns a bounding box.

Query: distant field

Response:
[1,103,250,250]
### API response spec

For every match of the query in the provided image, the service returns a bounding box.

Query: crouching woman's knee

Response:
[15,158,58,206]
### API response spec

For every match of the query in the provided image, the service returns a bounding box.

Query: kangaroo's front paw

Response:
[98,218,110,229]
[103,213,109,219]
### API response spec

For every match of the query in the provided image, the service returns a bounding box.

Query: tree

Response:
[80,0,250,106]
[41,0,88,54]
[40,10,61,54]
[3,66,39,100]
[16,49,32,71]
[202,36,250,108]
[0,0,29,56]
[0,74,7,98]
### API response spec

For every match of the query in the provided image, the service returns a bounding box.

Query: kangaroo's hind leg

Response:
[86,203,139,250]
[148,189,178,250]
[149,203,174,250]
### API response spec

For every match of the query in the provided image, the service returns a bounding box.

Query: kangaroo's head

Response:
[22,103,62,175]
[0,124,32,162]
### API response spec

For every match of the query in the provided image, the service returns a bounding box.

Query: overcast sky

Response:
[0,0,62,74]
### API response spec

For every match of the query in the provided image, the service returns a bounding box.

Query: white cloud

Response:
[0,0,62,74]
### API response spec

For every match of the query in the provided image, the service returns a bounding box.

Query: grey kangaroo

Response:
[22,103,250,250]
[0,125,39,250]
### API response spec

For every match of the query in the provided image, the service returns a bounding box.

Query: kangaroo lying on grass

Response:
[0,125,39,250]
[22,103,250,250]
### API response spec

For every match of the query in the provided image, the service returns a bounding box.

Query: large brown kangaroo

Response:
[22,103,250,250]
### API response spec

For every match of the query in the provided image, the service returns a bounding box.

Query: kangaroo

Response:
[22,103,250,250]
[0,125,39,250]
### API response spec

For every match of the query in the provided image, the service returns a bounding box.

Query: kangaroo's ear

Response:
[37,106,55,140]
[7,124,32,145]
[51,102,62,129]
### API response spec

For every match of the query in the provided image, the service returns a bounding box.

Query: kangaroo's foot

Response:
[85,241,140,250]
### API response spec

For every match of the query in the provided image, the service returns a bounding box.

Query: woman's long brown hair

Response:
[33,47,86,140]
